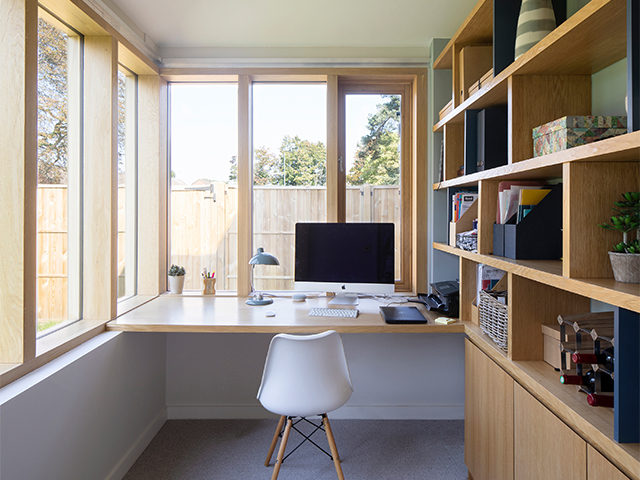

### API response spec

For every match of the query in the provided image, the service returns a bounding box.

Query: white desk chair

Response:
[257,330,353,480]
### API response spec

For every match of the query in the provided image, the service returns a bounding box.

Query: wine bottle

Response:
[587,393,614,408]
[572,346,614,372]
[560,369,614,393]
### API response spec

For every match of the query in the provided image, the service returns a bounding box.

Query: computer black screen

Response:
[294,223,394,286]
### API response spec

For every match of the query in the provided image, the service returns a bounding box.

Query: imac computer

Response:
[294,222,395,305]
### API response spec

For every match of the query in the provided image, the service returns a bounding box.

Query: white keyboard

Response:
[308,308,359,318]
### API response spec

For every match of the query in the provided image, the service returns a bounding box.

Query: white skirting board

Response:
[166,404,464,420]
[106,408,168,480]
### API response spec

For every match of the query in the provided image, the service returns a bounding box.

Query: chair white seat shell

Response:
[257,330,353,480]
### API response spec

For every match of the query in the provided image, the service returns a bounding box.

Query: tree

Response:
[228,156,237,182]
[37,18,68,184]
[229,136,327,186]
[347,95,401,186]
[117,71,126,174]
[253,147,281,186]
[279,135,326,186]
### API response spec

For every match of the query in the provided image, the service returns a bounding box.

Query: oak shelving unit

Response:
[431,0,639,478]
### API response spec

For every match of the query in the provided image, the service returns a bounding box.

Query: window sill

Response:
[1,294,158,388]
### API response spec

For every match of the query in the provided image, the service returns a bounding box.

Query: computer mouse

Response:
[292,293,307,302]
[265,310,276,317]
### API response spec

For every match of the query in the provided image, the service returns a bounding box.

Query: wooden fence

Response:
[37,182,402,320]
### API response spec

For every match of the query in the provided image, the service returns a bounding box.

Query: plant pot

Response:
[168,275,185,294]
[608,252,640,284]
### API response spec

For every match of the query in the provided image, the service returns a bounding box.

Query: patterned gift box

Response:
[532,115,627,157]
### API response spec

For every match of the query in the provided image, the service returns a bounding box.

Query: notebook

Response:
[380,306,428,324]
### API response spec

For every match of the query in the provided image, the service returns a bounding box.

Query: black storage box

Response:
[503,184,563,260]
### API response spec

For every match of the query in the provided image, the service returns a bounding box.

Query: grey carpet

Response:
[123,419,467,479]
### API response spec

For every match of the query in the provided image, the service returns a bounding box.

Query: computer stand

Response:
[328,293,360,306]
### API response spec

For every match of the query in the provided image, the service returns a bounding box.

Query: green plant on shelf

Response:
[599,192,640,253]
[167,264,186,276]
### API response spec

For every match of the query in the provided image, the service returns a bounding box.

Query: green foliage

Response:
[228,156,238,183]
[117,71,126,174]
[613,239,640,254]
[279,135,326,186]
[599,192,640,253]
[168,264,185,276]
[245,136,327,187]
[347,95,401,186]
[253,146,281,186]
[37,18,68,184]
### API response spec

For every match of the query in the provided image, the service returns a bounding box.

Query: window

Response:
[251,83,327,291]
[117,66,138,300]
[345,92,405,285]
[36,10,82,335]
[169,84,238,291]
[167,76,419,295]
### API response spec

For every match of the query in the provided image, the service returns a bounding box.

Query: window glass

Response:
[117,67,138,299]
[170,84,238,291]
[345,94,402,281]
[36,13,81,334]
[251,84,327,292]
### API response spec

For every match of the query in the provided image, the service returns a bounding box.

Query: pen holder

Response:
[202,278,216,295]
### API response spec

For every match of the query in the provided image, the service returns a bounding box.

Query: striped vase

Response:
[514,0,556,60]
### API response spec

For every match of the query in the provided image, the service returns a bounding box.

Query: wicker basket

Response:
[478,290,508,351]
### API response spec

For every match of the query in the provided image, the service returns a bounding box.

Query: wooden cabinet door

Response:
[587,445,631,480]
[514,383,586,479]
[465,339,514,480]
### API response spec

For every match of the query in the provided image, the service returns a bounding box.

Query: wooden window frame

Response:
[338,80,412,291]
[1,0,164,385]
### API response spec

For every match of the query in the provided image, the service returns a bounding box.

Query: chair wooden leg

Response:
[271,417,293,480]
[322,414,345,480]
[265,415,286,467]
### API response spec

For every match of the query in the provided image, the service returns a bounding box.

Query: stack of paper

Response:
[496,181,547,224]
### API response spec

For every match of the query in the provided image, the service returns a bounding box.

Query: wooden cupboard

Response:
[514,383,586,479]
[588,445,632,480]
[464,339,513,480]
[431,0,639,477]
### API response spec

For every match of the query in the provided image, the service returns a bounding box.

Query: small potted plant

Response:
[168,264,186,294]
[599,192,640,283]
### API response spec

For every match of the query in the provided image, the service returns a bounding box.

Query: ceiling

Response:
[106,0,479,66]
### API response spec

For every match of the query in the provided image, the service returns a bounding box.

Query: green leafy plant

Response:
[168,264,185,276]
[599,192,640,253]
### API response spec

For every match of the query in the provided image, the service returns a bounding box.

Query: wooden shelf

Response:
[433,0,627,132]
[434,242,640,312]
[465,323,640,480]
[433,131,640,189]
[432,0,493,70]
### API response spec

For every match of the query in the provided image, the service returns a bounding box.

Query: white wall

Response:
[0,329,465,480]
[166,332,466,420]
[0,332,166,480]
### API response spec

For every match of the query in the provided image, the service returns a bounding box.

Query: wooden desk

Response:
[107,295,465,334]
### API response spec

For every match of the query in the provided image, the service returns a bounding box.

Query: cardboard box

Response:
[458,46,493,105]
[468,68,494,98]
[532,115,627,157]
[439,99,453,121]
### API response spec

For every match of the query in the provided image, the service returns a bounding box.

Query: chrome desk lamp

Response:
[247,247,279,306]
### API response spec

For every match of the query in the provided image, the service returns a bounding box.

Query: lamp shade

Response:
[249,247,280,266]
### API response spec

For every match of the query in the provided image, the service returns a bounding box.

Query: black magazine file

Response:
[504,184,563,260]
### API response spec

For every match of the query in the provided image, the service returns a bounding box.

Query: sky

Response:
[169,83,385,185]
